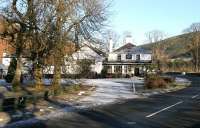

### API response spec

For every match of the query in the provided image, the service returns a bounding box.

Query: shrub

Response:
[76,59,94,78]
[145,75,168,89]
[162,76,175,83]
[5,58,17,83]
[100,66,108,78]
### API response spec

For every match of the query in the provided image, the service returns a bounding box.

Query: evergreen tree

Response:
[5,58,17,83]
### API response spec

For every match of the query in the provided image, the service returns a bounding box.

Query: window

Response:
[136,54,140,61]
[124,65,132,73]
[105,57,108,62]
[107,66,112,73]
[126,53,132,59]
[117,54,121,61]
[114,66,122,73]
[124,65,128,73]
[128,65,132,72]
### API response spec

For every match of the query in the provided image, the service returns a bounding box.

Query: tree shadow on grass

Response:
[45,99,71,108]
[0,98,38,128]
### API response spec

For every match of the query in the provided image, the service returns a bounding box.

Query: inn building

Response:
[103,36,152,76]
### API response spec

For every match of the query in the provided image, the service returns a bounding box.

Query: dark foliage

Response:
[100,66,108,78]
[145,75,174,89]
[77,59,94,78]
[5,58,17,83]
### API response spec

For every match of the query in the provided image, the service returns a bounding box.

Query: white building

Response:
[72,44,104,74]
[0,53,11,75]
[104,37,152,76]
[43,43,105,75]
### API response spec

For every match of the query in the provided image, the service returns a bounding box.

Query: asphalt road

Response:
[4,75,200,128]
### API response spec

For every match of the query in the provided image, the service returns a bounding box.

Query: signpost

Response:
[132,77,136,93]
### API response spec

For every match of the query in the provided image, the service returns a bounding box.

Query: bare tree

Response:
[102,29,119,52]
[123,31,132,38]
[46,0,109,95]
[0,0,57,91]
[0,0,31,91]
[145,30,167,70]
[27,1,57,90]
[183,23,200,72]
[145,30,165,43]
[1,0,110,94]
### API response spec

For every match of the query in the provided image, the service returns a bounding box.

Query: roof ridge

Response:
[114,43,136,52]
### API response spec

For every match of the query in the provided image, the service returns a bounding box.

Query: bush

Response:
[5,58,17,83]
[77,59,94,78]
[100,66,108,78]
[145,75,168,89]
[162,76,175,83]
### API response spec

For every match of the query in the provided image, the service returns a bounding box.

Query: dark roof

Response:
[128,47,152,54]
[114,43,151,54]
[114,43,136,52]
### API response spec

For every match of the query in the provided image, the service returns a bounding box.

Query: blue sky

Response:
[110,0,200,45]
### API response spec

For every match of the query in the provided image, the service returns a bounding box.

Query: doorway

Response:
[134,67,140,76]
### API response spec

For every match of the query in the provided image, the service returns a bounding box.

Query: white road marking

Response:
[127,122,136,125]
[146,101,183,118]
[192,95,199,99]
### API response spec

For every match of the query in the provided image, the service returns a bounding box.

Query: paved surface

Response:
[75,77,189,108]
[3,75,200,128]
[76,78,143,108]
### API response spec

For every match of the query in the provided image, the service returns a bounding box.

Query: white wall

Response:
[43,61,103,75]
[43,46,105,75]
[108,53,117,61]
[108,53,152,62]
[2,57,11,66]
[140,54,152,61]
[132,54,136,60]
[72,46,104,74]
[92,62,103,74]
[121,54,126,61]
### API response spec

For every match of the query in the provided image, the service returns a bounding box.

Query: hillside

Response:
[140,33,193,59]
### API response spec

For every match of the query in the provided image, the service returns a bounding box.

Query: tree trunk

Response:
[12,57,22,91]
[52,57,62,95]
[34,65,43,91]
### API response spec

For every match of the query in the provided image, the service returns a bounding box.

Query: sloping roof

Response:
[128,47,152,54]
[82,43,106,57]
[114,43,136,52]
[114,44,152,54]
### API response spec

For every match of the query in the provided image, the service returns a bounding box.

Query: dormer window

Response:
[126,53,132,59]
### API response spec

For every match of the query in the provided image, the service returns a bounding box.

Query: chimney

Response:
[125,35,133,44]
[109,38,113,53]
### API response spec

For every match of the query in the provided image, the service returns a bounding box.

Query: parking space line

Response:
[146,101,183,118]
[192,95,199,99]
